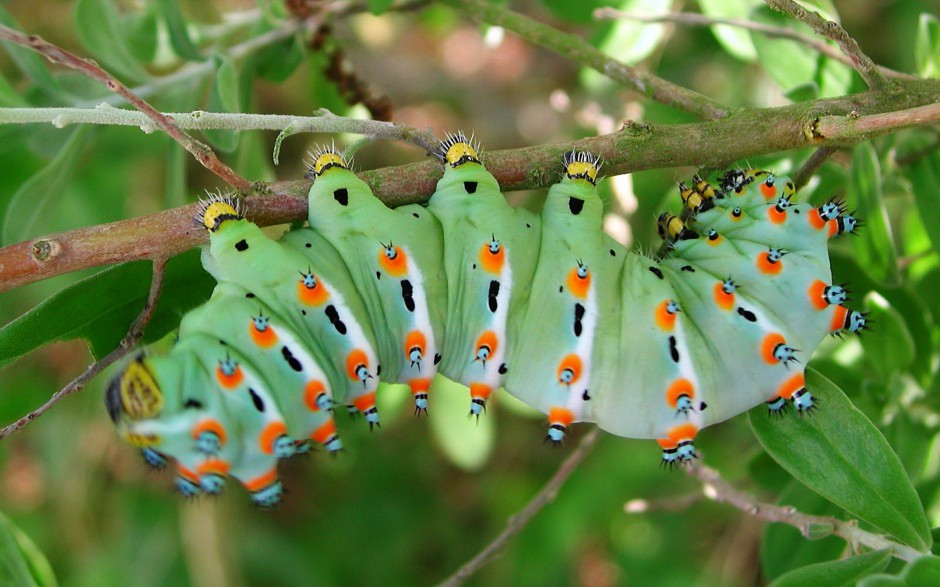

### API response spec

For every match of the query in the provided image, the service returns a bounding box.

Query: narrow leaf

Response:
[74,0,150,84]
[749,369,932,551]
[0,250,214,368]
[157,0,202,61]
[849,142,899,285]
[1,126,89,246]
[202,55,240,152]
[427,375,495,471]
[915,13,940,78]
[911,153,940,255]
[768,549,891,587]
[902,555,940,585]
[699,0,759,62]
[0,512,56,587]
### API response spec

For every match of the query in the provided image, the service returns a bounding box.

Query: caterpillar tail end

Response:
[657,424,699,468]
[544,408,575,446]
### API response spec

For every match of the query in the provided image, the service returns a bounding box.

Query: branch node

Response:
[31,239,61,262]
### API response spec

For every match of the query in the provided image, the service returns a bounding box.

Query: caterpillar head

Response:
[305,143,350,180]
[195,191,242,233]
[562,150,602,186]
[438,131,481,168]
[105,354,165,445]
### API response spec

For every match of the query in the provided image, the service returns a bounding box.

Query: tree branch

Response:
[593,8,916,81]
[435,427,601,587]
[2,79,940,292]
[0,24,251,192]
[686,462,925,563]
[0,258,167,440]
[765,0,892,90]
[439,0,729,120]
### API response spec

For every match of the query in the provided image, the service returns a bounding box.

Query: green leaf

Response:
[366,0,395,15]
[157,0,202,61]
[0,511,57,587]
[857,294,915,382]
[915,13,940,78]
[768,549,891,587]
[751,7,817,94]
[911,153,940,256]
[749,369,932,551]
[1,126,89,246]
[123,4,159,64]
[857,576,906,587]
[698,0,759,62]
[74,0,150,84]
[427,375,495,471]
[902,555,940,586]
[254,35,304,83]
[0,5,70,101]
[0,250,215,368]
[849,142,899,285]
[202,55,240,152]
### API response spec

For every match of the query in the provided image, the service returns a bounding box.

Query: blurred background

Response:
[0,0,938,585]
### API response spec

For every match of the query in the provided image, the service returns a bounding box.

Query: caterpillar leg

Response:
[175,464,203,498]
[766,372,815,415]
[197,459,230,495]
[409,378,432,415]
[310,419,343,454]
[241,468,283,508]
[468,383,493,418]
[140,447,168,469]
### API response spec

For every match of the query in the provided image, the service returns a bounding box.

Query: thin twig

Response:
[764,0,892,90]
[793,147,838,190]
[593,8,915,81]
[0,24,251,192]
[0,107,440,155]
[435,428,601,587]
[0,258,168,441]
[440,0,729,120]
[4,80,940,292]
[686,462,925,563]
[814,103,940,142]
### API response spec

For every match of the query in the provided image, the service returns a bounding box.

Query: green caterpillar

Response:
[105,132,864,506]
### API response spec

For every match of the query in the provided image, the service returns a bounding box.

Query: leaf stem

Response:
[764,0,893,90]
[686,462,925,563]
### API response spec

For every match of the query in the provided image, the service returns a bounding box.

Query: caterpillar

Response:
[105,132,864,506]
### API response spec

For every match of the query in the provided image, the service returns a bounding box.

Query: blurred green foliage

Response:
[1,0,940,586]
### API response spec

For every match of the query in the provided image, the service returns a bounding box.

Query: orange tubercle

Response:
[297,275,329,306]
[345,349,370,382]
[565,266,591,300]
[469,383,493,401]
[474,331,498,360]
[404,330,427,361]
[249,320,277,348]
[777,372,805,400]
[192,418,227,446]
[665,378,694,408]
[808,280,829,310]
[548,407,575,428]
[409,378,432,394]
[352,392,377,412]
[478,241,505,274]
[654,300,677,331]
[808,208,827,230]
[378,245,408,277]
[243,468,279,493]
[197,458,230,477]
[556,354,584,386]
[304,380,327,411]
[830,305,848,333]
[768,206,787,224]
[216,364,244,389]
[310,419,337,444]
[177,464,200,483]
[761,333,787,364]
[760,182,777,199]
[259,421,289,455]
[667,423,698,443]
[826,219,839,238]
[656,437,678,450]
[706,234,724,247]
[756,252,783,275]
[713,282,735,310]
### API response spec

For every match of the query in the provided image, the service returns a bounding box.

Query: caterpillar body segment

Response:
[505,150,622,443]
[304,147,445,412]
[427,132,541,416]
[106,133,869,503]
